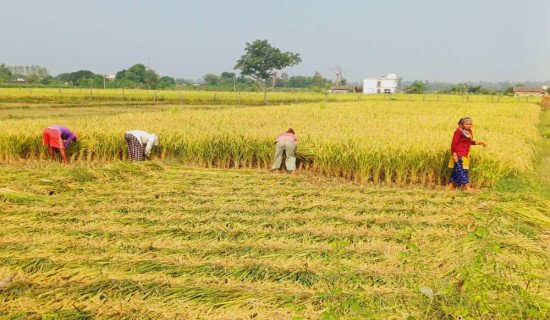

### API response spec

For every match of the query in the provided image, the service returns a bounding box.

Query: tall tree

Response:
[124,64,147,83]
[0,64,12,81]
[234,39,301,90]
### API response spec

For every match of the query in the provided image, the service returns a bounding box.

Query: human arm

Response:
[450,130,460,155]
[144,135,155,156]
[63,132,77,148]
[474,141,487,147]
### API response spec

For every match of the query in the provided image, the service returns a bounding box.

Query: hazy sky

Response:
[2,0,549,83]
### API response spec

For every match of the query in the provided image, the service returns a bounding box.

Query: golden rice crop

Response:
[0,100,540,187]
[0,88,539,105]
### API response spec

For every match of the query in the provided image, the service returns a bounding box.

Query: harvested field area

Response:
[1,162,549,319]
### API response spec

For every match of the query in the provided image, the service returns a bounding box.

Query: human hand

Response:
[479,142,487,147]
[452,154,458,162]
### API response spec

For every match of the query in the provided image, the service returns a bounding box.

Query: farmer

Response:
[448,117,487,191]
[124,130,159,161]
[271,128,298,173]
[42,125,78,164]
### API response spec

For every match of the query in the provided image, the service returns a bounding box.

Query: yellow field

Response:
[0,88,540,105]
[1,162,549,319]
[1,91,549,319]
[0,97,540,187]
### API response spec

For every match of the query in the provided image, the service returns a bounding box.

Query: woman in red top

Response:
[448,117,487,191]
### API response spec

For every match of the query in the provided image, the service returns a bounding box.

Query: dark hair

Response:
[286,128,295,134]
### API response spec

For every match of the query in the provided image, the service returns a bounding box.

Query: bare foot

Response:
[274,169,282,173]
[447,183,456,190]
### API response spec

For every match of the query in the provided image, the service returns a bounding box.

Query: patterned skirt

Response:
[449,156,469,185]
[125,133,144,161]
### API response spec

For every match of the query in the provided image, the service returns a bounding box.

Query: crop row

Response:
[0,88,540,104]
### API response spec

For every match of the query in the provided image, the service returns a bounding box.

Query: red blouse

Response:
[451,128,476,157]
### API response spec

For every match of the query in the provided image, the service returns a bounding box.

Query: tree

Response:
[234,39,301,90]
[407,80,427,94]
[124,64,147,83]
[57,70,97,86]
[0,63,12,81]
[159,76,175,89]
[203,73,219,86]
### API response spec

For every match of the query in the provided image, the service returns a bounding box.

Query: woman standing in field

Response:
[272,128,298,173]
[448,117,487,191]
[42,125,77,164]
[124,130,159,161]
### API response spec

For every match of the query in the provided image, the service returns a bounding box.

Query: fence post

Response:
[59,89,62,100]
[90,90,93,101]
[264,91,267,104]
[238,93,241,104]
[294,94,297,104]
[213,93,217,103]
[179,91,183,103]
[153,92,157,102]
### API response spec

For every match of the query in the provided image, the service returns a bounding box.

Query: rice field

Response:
[0,98,541,187]
[0,88,540,105]
[1,162,549,319]
[0,92,549,319]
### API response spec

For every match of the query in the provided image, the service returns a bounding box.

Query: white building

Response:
[363,73,398,94]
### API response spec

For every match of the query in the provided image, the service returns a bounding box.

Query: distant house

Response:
[513,86,548,96]
[329,85,356,94]
[363,73,398,94]
[7,78,29,84]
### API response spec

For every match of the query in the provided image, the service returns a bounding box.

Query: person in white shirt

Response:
[124,130,159,161]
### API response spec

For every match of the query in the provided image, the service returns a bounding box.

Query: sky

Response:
[1,0,549,83]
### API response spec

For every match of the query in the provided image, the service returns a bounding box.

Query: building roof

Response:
[513,86,545,92]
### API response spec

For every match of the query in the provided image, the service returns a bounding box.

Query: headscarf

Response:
[151,134,159,145]
[458,117,472,139]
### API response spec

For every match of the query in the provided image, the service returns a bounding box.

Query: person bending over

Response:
[124,130,159,161]
[271,128,298,173]
[42,125,77,164]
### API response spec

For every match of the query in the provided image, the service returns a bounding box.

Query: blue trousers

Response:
[449,157,469,185]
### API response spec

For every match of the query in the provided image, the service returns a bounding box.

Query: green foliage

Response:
[234,39,302,90]
[0,63,12,81]
[407,80,427,94]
